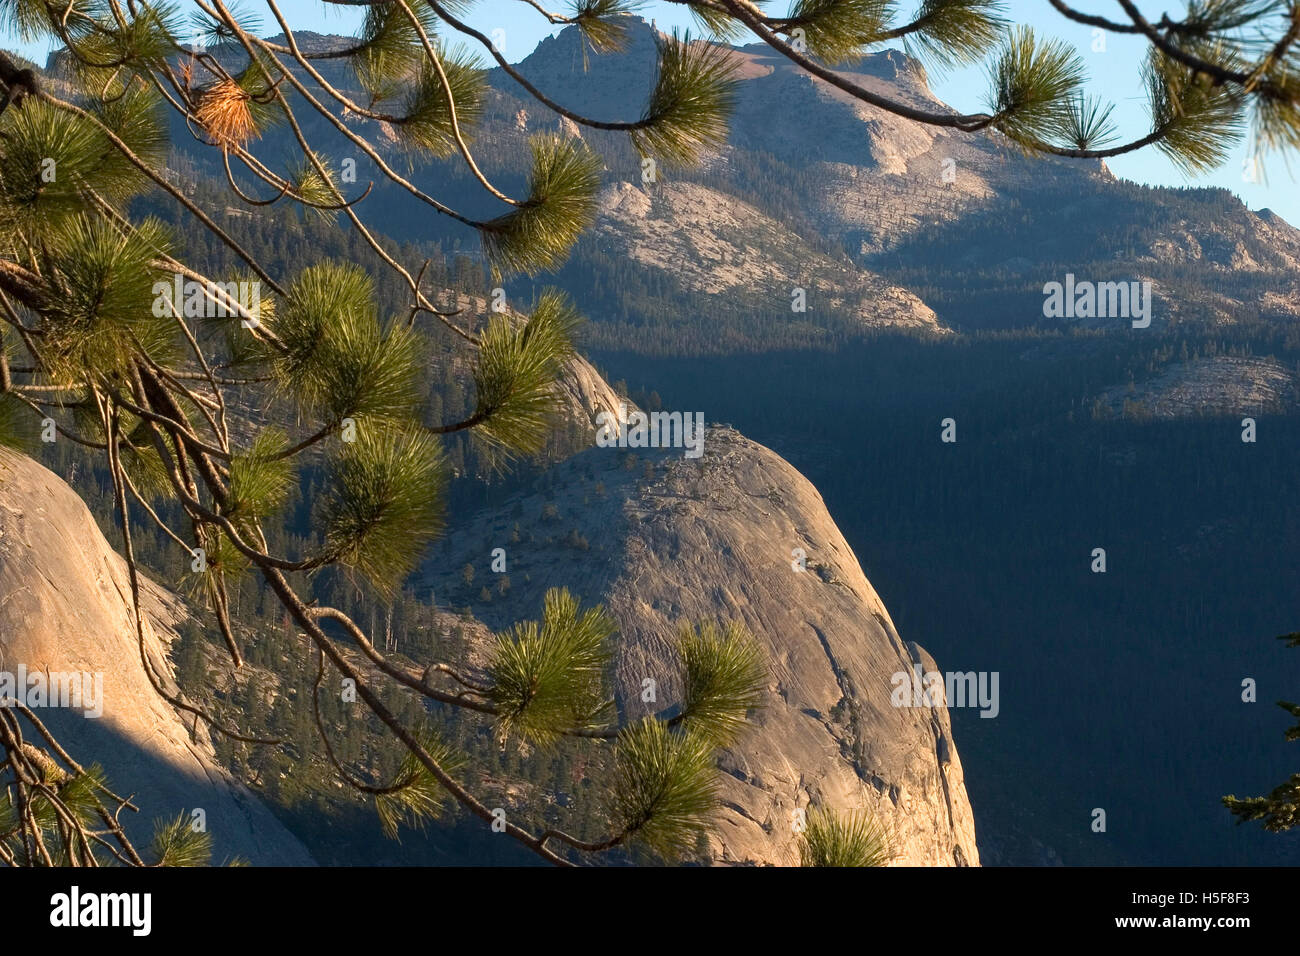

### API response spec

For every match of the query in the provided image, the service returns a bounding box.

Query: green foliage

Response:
[287,151,341,220]
[675,619,766,746]
[467,289,580,459]
[88,84,170,201]
[903,0,1008,69]
[606,719,718,859]
[0,83,164,240]
[396,46,486,157]
[61,2,183,91]
[13,2,181,98]
[116,410,174,497]
[480,134,603,274]
[0,0,65,43]
[319,423,448,597]
[1062,93,1119,150]
[275,262,422,425]
[374,728,465,838]
[0,759,154,867]
[1178,0,1283,38]
[683,0,747,41]
[218,280,278,367]
[38,215,178,381]
[799,807,892,866]
[786,0,893,65]
[1224,774,1300,831]
[571,0,645,53]
[1146,50,1247,173]
[228,428,293,523]
[150,813,214,866]
[487,587,615,745]
[631,31,738,167]
[1253,67,1300,153]
[352,0,443,100]
[194,0,266,53]
[986,27,1086,150]
[1223,632,1300,831]
[0,392,31,449]
[52,763,107,821]
[0,99,103,239]
[181,524,251,604]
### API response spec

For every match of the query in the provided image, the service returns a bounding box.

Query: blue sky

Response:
[6,1,1297,224]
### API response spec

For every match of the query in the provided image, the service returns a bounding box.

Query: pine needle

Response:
[799,807,893,866]
[195,78,259,149]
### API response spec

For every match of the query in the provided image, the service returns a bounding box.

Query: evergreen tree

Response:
[1223,632,1300,832]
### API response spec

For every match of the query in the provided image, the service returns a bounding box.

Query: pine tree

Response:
[1223,632,1300,832]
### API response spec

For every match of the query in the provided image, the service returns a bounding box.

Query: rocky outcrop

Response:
[553,351,630,436]
[593,180,945,332]
[1096,356,1299,419]
[0,448,314,865]
[422,427,979,866]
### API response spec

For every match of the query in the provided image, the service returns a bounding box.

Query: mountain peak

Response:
[262,31,357,56]
[518,16,934,90]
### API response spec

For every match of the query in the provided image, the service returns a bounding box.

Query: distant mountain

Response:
[85,17,1299,351]
[495,19,1300,342]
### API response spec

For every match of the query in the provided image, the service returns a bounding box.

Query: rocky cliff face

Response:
[423,428,979,866]
[590,179,944,332]
[0,448,313,865]
[502,23,952,335]
[1096,355,1299,419]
